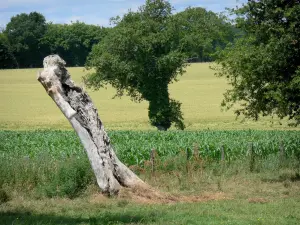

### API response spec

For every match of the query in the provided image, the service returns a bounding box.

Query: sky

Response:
[0,0,247,28]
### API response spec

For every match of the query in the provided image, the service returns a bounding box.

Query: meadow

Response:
[0,63,296,130]
[1,64,300,224]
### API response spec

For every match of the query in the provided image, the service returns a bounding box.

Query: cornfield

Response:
[1,130,299,166]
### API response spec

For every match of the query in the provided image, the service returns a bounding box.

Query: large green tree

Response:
[41,22,108,66]
[5,12,47,68]
[214,0,300,125]
[86,0,187,130]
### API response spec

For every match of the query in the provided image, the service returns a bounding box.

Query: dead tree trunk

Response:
[37,55,147,196]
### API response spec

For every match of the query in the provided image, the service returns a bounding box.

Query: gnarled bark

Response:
[37,55,147,196]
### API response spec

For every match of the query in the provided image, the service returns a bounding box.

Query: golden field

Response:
[0,63,297,130]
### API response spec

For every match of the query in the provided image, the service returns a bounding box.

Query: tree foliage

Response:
[174,7,234,62]
[1,5,233,71]
[3,13,107,68]
[0,33,18,69]
[4,12,47,68]
[86,0,187,130]
[214,0,300,125]
[41,22,108,66]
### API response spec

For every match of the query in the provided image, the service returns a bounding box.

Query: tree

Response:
[41,22,108,66]
[5,12,47,68]
[214,0,300,125]
[0,33,18,69]
[38,55,148,196]
[85,0,187,131]
[174,7,234,62]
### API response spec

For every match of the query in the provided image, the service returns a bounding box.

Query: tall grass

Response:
[1,130,299,198]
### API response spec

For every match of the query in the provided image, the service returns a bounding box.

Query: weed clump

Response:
[40,157,94,199]
[0,189,10,204]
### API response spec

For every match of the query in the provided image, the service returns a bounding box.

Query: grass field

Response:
[0,63,297,130]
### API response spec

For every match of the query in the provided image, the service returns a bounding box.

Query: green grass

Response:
[1,156,300,224]
[1,197,300,225]
[0,63,298,130]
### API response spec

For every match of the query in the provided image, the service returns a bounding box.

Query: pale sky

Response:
[0,0,247,28]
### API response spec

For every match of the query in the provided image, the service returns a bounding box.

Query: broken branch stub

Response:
[37,55,147,196]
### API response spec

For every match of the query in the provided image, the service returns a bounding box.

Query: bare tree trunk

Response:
[37,55,147,196]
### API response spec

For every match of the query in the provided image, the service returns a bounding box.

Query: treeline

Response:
[0,12,108,68]
[0,7,235,69]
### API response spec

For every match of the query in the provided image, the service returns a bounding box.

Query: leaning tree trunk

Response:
[37,55,147,196]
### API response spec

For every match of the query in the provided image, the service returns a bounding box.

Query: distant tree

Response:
[5,12,47,68]
[41,22,108,66]
[174,7,234,62]
[214,0,300,125]
[85,0,187,131]
[0,33,18,69]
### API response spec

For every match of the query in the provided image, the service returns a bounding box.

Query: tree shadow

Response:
[0,210,158,225]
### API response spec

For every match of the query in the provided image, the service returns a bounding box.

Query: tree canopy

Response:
[0,33,18,69]
[41,22,108,66]
[1,12,107,69]
[4,12,47,68]
[85,0,235,130]
[174,7,234,62]
[214,0,300,125]
[85,0,188,130]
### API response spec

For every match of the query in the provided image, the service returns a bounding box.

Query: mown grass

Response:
[1,197,300,225]
[0,63,298,130]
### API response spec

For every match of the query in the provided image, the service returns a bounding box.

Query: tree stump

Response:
[37,55,147,196]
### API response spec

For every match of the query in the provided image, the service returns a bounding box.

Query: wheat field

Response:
[0,63,297,130]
